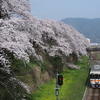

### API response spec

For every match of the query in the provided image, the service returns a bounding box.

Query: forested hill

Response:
[61,18,100,43]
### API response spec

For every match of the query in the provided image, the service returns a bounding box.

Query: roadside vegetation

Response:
[27,56,89,100]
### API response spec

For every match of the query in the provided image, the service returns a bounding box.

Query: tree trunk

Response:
[0,0,2,18]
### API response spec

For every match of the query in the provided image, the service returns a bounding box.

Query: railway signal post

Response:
[54,70,63,100]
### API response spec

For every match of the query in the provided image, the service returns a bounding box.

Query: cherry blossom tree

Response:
[0,0,89,67]
[0,0,30,19]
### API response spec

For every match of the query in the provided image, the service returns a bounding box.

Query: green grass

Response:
[27,56,89,100]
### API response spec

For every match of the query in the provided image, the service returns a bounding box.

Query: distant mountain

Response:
[61,18,100,43]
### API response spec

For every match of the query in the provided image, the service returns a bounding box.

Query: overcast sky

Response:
[29,0,100,21]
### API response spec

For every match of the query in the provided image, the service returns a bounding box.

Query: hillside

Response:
[61,18,100,43]
[0,0,89,99]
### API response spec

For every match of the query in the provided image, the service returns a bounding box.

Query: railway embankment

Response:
[28,56,89,100]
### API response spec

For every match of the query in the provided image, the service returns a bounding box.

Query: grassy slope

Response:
[28,56,89,100]
[0,55,89,100]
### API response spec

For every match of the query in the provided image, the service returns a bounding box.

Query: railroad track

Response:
[82,51,100,100]
[86,88,100,100]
